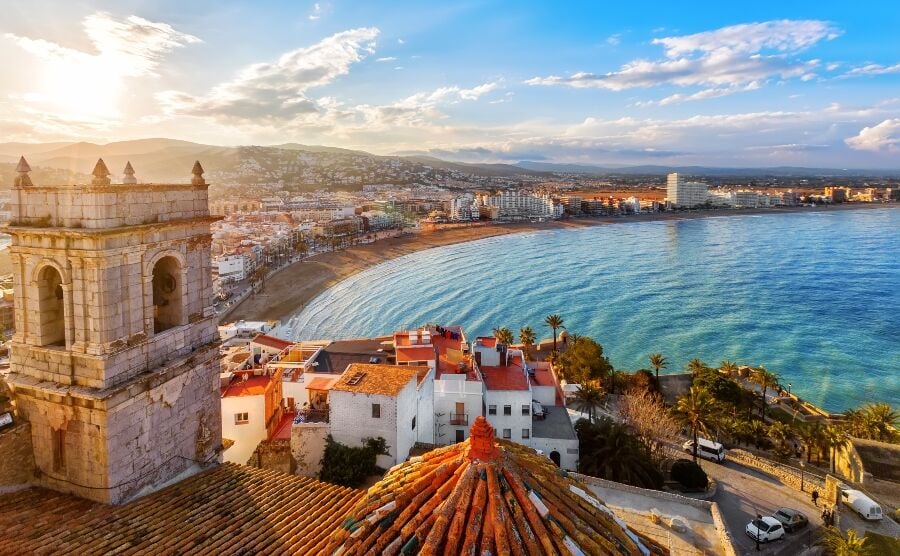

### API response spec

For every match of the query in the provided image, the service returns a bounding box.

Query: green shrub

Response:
[670,458,708,490]
[319,435,388,488]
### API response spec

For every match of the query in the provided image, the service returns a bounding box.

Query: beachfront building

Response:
[667,172,709,208]
[448,193,478,221]
[329,363,434,467]
[476,190,564,220]
[214,254,247,284]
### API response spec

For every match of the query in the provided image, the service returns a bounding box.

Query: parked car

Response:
[682,437,726,462]
[841,489,884,521]
[745,516,785,543]
[772,508,808,532]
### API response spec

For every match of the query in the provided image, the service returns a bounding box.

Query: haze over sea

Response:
[291,208,900,412]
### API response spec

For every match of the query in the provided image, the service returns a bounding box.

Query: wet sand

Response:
[225,203,895,323]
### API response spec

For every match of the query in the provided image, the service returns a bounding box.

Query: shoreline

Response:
[225,202,896,323]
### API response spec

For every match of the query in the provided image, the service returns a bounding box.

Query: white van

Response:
[841,489,883,521]
[682,437,726,463]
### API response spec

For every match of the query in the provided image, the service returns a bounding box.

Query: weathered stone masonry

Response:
[2,159,223,504]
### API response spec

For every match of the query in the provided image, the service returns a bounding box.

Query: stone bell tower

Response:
[3,158,222,504]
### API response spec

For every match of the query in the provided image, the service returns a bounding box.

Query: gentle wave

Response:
[289,208,900,412]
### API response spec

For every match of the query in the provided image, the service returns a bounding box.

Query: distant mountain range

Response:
[513,160,900,178]
[1,139,898,189]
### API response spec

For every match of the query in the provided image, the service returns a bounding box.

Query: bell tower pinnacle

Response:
[3,159,223,504]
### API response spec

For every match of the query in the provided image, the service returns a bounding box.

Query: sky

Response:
[1,0,899,167]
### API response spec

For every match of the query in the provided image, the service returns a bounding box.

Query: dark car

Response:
[772,508,808,532]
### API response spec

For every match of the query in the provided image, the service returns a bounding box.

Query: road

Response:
[701,458,824,555]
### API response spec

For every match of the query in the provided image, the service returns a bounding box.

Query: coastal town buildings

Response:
[666,172,709,208]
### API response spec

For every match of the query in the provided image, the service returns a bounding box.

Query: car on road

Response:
[772,508,808,532]
[745,516,786,543]
[841,489,883,521]
[682,437,726,462]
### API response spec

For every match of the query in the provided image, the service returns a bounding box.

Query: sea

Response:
[287,208,900,412]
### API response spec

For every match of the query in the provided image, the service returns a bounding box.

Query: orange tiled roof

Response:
[306,376,338,391]
[251,334,293,351]
[331,363,428,397]
[481,365,530,391]
[0,463,362,555]
[221,374,272,397]
[326,417,663,555]
[396,345,437,362]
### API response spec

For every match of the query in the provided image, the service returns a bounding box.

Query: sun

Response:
[31,55,123,123]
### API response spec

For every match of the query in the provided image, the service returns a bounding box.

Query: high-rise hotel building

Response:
[666,172,709,208]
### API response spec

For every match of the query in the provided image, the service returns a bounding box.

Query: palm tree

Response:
[686,358,708,377]
[864,403,899,442]
[751,366,780,418]
[518,326,536,359]
[572,384,605,423]
[544,314,564,353]
[824,425,849,474]
[674,387,720,462]
[797,422,822,463]
[492,327,514,346]
[719,360,739,376]
[575,417,663,489]
[649,353,668,381]
[815,527,875,556]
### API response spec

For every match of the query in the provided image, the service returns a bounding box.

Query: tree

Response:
[492,327,514,346]
[797,421,825,463]
[670,459,708,490]
[815,527,876,556]
[518,326,536,359]
[824,424,849,473]
[575,417,664,490]
[674,387,720,462]
[544,314,564,353]
[319,436,389,487]
[557,336,613,385]
[571,384,605,423]
[618,388,680,464]
[768,421,795,461]
[751,366,780,418]
[719,360,739,376]
[649,353,668,381]
[686,358,708,378]
[863,403,899,443]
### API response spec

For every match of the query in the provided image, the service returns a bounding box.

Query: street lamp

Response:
[800,459,806,493]
[787,383,792,396]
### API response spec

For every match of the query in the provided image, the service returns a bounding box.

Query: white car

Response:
[745,516,785,543]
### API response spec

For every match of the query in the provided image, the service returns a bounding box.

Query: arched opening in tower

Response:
[152,256,183,333]
[36,265,66,346]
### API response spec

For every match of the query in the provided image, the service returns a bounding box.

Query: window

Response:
[152,256,183,333]
[503,405,511,416]
[522,404,530,416]
[502,429,511,439]
[235,412,249,425]
[52,428,66,471]
[372,403,381,418]
[411,416,416,430]
[488,405,497,415]
[522,428,530,439]
[36,266,66,346]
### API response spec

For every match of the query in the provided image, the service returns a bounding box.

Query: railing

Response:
[293,408,329,424]
[449,413,468,425]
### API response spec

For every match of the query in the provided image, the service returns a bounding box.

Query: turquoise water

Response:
[290,208,900,412]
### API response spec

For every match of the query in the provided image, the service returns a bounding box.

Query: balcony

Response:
[449,413,468,426]
[293,408,330,424]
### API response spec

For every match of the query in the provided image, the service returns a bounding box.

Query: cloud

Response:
[376,56,397,62]
[159,27,379,123]
[352,82,501,127]
[527,20,840,102]
[308,3,322,20]
[845,63,900,76]
[845,119,900,152]
[606,34,621,46]
[5,11,199,78]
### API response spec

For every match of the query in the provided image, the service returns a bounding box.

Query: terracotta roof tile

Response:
[481,365,530,391]
[0,463,362,555]
[251,334,293,351]
[325,417,666,555]
[331,363,428,397]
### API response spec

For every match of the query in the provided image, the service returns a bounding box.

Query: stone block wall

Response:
[291,423,329,478]
[0,422,35,491]
[10,184,211,229]
[727,449,825,494]
[247,439,294,475]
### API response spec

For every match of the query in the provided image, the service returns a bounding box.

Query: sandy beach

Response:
[225,203,895,323]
